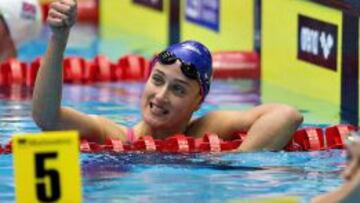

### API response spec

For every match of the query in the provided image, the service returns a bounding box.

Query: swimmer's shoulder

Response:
[186,111,221,138]
[187,111,238,140]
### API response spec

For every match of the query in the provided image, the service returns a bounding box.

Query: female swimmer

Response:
[32,0,303,151]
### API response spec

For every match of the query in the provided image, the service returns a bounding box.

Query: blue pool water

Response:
[0,24,346,202]
[0,81,345,203]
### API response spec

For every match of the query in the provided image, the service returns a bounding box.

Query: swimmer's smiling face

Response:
[141,61,202,130]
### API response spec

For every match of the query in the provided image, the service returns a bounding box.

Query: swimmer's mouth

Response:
[150,102,169,115]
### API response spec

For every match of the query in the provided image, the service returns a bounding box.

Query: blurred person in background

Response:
[311,133,360,203]
[0,0,42,61]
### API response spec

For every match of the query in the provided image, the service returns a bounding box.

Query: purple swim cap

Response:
[164,40,213,99]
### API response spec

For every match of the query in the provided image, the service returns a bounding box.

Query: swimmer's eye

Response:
[171,83,186,96]
[152,74,164,86]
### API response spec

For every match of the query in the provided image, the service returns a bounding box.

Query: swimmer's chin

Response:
[142,114,170,130]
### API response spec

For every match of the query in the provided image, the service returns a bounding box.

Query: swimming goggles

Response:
[158,51,200,80]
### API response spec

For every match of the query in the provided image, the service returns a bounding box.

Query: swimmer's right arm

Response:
[32,0,126,143]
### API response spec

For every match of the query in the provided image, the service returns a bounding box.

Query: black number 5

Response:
[35,152,61,202]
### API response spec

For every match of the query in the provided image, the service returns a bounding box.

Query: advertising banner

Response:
[133,0,163,11]
[298,15,338,71]
[262,0,342,119]
[185,0,220,32]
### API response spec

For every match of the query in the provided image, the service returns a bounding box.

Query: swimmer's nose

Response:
[154,85,169,104]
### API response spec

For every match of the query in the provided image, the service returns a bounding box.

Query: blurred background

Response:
[1,1,360,201]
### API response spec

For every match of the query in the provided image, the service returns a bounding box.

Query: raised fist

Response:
[47,0,77,37]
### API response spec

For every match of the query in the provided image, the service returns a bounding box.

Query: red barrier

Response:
[64,57,97,83]
[0,51,260,88]
[284,139,304,151]
[0,125,357,155]
[4,141,12,154]
[9,59,27,85]
[0,59,27,86]
[90,55,116,81]
[143,59,151,79]
[64,57,85,83]
[160,134,193,153]
[0,61,11,86]
[105,137,124,152]
[133,135,157,151]
[212,51,260,79]
[83,61,97,83]
[80,139,92,152]
[326,124,355,149]
[27,57,42,86]
[41,0,99,24]
[197,133,222,152]
[76,0,99,24]
[232,131,247,142]
[217,131,244,151]
[292,128,325,151]
[88,142,108,152]
[80,137,124,153]
[220,140,242,151]
[118,55,149,81]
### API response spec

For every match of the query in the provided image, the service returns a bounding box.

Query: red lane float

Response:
[90,55,116,82]
[0,51,260,87]
[294,128,325,151]
[326,124,355,149]
[27,57,42,86]
[118,54,150,81]
[197,133,222,152]
[76,0,99,24]
[0,125,357,155]
[0,55,151,86]
[132,135,157,151]
[41,0,99,24]
[64,57,88,83]
[2,141,12,154]
[161,134,194,153]
[212,51,260,79]
[80,137,124,153]
[0,61,11,86]
[0,59,27,86]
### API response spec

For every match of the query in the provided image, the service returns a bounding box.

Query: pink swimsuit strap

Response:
[126,128,136,143]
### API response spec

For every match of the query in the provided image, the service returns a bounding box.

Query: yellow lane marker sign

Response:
[229,196,300,203]
[13,131,82,203]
